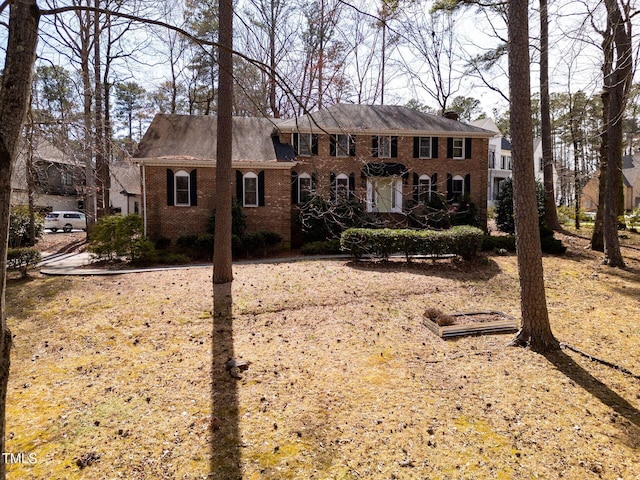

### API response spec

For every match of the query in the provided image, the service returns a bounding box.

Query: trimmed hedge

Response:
[8,247,42,278]
[340,226,483,261]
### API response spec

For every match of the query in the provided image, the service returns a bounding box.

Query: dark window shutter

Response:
[330,172,336,202]
[291,171,299,204]
[349,135,356,156]
[413,172,419,203]
[292,133,299,154]
[371,136,378,157]
[235,170,243,202]
[432,137,439,158]
[311,134,319,155]
[166,169,175,206]
[190,169,198,206]
[447,138,453,159]
[464,173,471,195]
[413,137,419,158]
[431,173,438,192]
[258,171,265,206]
[391,136,398,158]
[330,135,336,156]
[348,172,355,198]
[465,138,472,159]
[311,173,317,191]
[447,173,453,201]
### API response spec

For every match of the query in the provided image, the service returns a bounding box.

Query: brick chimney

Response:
[443,111,459,121]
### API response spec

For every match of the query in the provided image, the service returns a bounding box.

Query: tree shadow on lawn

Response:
[345,256,502,282]
[211,282,242,479]
[543,349,640,446]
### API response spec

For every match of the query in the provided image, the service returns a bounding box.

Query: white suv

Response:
[44,211,87,233]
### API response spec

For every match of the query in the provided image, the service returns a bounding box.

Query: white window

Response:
[62,172,73,186]
[294,133,313,156]
[334,134,353,157]
[452,174,464,200]
[418,137,432,158]
[175,170,190,206]
[243,172,258,207]
[298,173,313,203]
[367,177,402,213]
[377,136,392,158]
[501,155,512,170]
[418,175,432,203]
[452,138,464,159]
[335,173,349,199]
[489,151,496,169]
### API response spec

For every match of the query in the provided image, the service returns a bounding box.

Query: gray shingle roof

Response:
[277,104,495,137]
[622,154,640,188]
[134,114,293,163]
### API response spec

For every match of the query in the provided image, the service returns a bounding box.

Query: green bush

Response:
[208,200,247,237]
[10,207,44,248]
[301,239,342,255]
[235,231,283,258]
[495,178,545,234]
[88,214,156,263]
[340,226,483,261]
[7,247,42,278]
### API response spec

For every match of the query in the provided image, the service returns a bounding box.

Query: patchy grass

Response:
[6,232,640,479]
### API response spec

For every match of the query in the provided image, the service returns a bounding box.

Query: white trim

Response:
[136,158,295,169]
[335,173,349,199]
[417,137,432,159]
[298,173,313,203]
[452,138,465,159]
[174,170,191,206]
[418,174,432,202]
[243,172,259,207]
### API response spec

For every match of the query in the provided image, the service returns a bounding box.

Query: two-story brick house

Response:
[135,105,493,248]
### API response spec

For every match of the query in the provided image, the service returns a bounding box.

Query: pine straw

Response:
[6,230,640,479]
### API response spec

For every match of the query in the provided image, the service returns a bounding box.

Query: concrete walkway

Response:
[38,252,351,276]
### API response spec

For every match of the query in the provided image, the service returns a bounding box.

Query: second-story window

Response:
[452,138,464,159]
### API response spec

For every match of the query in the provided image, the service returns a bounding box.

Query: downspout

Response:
[141,163,147,238]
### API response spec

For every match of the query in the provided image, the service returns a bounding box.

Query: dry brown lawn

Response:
[6,230,640,479]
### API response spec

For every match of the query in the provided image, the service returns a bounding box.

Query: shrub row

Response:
[7,247,42,278]
[176,231,283,260]
[340,226,484,261]
[300,239,342,255]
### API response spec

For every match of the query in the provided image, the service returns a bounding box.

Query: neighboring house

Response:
[110,160,141,215]
[134,105,493,247]
[582,154,640,212]
[471,118,560,207]
[11,139,85,211]
[471,118,511,207]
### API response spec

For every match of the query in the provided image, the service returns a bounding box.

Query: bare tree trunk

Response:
[0,2,40,478]
[80,3,96,234]
[591,89,609,251]
[25,112,37,246]
[507,0,559,352]
[213,0,234,285]
[211,3,239,477]
[540,0,560,230]
[602,0,631,268]
[94,0,109,216]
